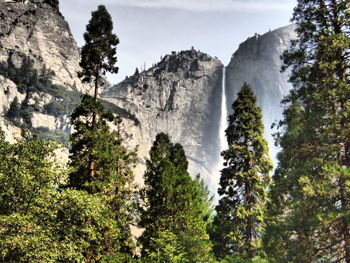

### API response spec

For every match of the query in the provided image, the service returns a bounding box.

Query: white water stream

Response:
[212,67,229,200]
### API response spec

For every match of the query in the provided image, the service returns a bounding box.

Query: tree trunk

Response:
[88,72,99,179]
[245,182,253,258]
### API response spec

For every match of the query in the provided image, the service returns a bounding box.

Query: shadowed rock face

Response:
[225,24,297,161]
[0,0,83,91]
[102,49,223,188]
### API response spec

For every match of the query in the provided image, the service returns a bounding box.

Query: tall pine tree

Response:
[212,84,272,259]
[68,5,137,256]
[78,4,119,178]
[139,133,215,262]
[264,0,350,262]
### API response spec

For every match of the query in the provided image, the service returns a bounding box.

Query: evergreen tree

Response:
[139,133,215,262]
[78,5,119,178]
[68,96,137,255]
[212,84,272,259]
[69,5,136,256]
[264,0,350,262]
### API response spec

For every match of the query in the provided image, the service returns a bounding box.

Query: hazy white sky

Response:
[59,0,296,84]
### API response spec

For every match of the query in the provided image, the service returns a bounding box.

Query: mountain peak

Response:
[123,48,222,88]
[230,24,297,63]
[101,48,223,187]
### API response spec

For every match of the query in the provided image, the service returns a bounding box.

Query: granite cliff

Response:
[0,0,83,90]
[101,25,297,190]
[0,0,85,141]
[225,25,297,162]
[102,49,223,187]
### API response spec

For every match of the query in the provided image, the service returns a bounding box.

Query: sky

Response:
[59,0,296,84]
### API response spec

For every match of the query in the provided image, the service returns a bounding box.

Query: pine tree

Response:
[212,84,272,259]
[139,133,215,262]
[68,96,137,255]
[78,5,119,178]
[69,5,137,256]
[264,0,350,262]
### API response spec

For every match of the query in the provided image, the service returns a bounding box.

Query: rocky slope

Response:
[102,49,223,187]
[0,0,85,140]
[0,0,83,91]
[225,24,297,161]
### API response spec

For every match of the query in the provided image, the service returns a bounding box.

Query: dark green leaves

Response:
[140,133,215,262]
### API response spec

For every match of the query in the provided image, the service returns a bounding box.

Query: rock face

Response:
[0,0,86,139]
[225,24,297,161]
[102,49,223,188]
[0,75,26,113]
[0,0,83,91]
[100,26,297,190]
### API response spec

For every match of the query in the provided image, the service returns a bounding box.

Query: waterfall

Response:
[219,68,228,158]
[212,66,228,200]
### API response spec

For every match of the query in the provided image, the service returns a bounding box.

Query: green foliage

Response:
[264,0,350,262]
[52,189,121,262]
[0,54,54,94]
[144,230,189,263]
[100,252,137,263]
[43,86,81,118]
[140,133,215,262]
[79,5,119,83]
[69,5,138,257]
[0,129,125,262]
[0,134,61,216]
[5,97,34,129]
[44,100,65,117]
[68,94,138,255]
[0,190,121,263]
[212,84,273,259]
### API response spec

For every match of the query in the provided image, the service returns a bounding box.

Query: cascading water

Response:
[212,66,229,200]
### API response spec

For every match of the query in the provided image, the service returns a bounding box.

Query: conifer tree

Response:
[69,98,137,256]
[212,84,272,259]
[264,1,350,262]
[78,5,119,178]
[140,133,215,262]
[69,5,137,256]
